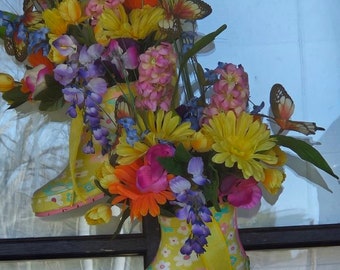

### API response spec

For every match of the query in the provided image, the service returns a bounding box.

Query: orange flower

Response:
[123,0,159,10]
[28,49,54,70]
[108,159,175,219]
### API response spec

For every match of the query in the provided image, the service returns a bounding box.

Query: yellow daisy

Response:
[95,4,165,45]
[116,110,195,165]
[203,111,278,181]
[143,110,195,147]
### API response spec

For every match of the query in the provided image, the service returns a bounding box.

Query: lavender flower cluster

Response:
[53,36,139,154]
[169,157,213,255]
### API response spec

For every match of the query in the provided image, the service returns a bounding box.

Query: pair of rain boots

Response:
[31,86,123,217]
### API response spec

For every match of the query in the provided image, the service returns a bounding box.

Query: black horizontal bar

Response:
[239,223,340,250]
[0,234,147,261]
[1,222,340,264]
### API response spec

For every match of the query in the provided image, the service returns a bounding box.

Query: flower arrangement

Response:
[0,0,338,258]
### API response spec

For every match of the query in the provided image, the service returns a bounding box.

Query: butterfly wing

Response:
[270,83,324,135]
[159,0,212,35]
[270,83,295,121]
[12,28,28,62]
[109,95,133,165]
[285,120,325,136]
[115,95,132,120]
[172,0,212,20]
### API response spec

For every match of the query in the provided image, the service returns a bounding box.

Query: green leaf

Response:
[174,143,192,163]
[158,144,192,176]
[160,206,176,217]
[203,163,220,211]
[179,24,227,72]
[34,75,65,111]
[112,208,131,239]
[2,86,30,108]
[158,156,187,176]
[38,97,65,111]
[273,135,339,179]
[68,24,96,46]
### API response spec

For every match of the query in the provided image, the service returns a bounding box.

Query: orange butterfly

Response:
[109,95,134,165]
[3,0,45,62]
[159,0,212,35]
[269,83,324,135]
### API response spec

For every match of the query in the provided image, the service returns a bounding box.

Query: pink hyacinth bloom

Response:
[85,0,123,25]
[136,42,177,112]
[136,144,175,193]
[219,175,262,209]
[203,63,249,120]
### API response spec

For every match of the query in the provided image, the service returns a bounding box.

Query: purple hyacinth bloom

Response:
[102,38,140,80]
[54,64,78,86]
[176,98,204,131]
[250,101,265,114]
[62,86,84,105]
[180,237,207,255]
[66,104,77,118]
[169,176,191,194]
[93,126,109,140]
[83,140,95,154]
[87,77,107,96]
[79,44,104,66]
[53,35,78,57]
[86,115,101,126]
[187,157,210,185]
[192,222,211,237]
[169,166,212,256]
[198,206,212,222]
[85,106,100,117]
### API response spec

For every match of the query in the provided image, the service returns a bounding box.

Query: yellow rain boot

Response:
[31,85,124,217]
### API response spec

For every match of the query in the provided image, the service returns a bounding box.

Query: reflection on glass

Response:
[197,0,340,227]
[0,1,340,243]
[0,257,143,270]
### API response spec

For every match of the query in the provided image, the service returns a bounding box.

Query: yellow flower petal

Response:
[203,111,283,181]
[0,73,15,92]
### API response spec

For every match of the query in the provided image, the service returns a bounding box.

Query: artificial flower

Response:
[96,160,119,189]
[58,0,85,24]
[85,203,112,225]
[203,63,249,120]
[190,130,213,153]
[136,144,175,193]
[94,4,164,45]
[109,159,175,219]
[21,64,51,96]
[203,111,278,181]
[0,0,335,260]
[136,42,177,111]
[142,110,195,147]
[0,73,15,92]
[42,8,68,36]
[219,175,262,208]
[123,0,159,10]
[262,168,286,194]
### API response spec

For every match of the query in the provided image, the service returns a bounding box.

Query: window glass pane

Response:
[1,1,340,242]
[197,0,340,227]
[1,248,340,270]
[247,246,340,269]
[0,257,144,270]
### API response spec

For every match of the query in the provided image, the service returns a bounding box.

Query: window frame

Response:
[1,217,340,267]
